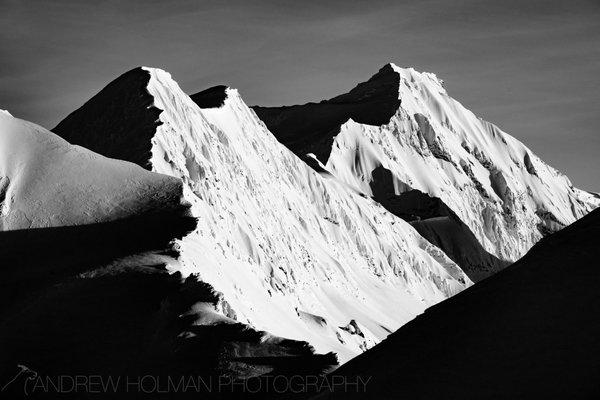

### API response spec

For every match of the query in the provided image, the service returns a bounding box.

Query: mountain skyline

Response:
[1,0,599,190]
[1,46,598,397]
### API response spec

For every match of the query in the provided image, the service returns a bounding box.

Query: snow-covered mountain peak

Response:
[254,64,599,278]
[53,66,471,362]
[360,64,599,260]
[366,62,445,94]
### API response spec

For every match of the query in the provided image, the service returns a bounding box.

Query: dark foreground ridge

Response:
[52,67,161,169]
[315,208,600,399]
[0,207,337,399]
[252,63,401,165]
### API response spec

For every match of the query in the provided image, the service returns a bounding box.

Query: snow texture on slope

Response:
[0,112,184,230]
[140,67,470,362]
[369,164,509,281]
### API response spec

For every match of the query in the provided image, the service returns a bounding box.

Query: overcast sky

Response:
[1,0,598,190]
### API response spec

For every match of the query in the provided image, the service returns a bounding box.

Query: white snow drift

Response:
[325,63,599,262]
[0,112,184,230]
[141,67,471,362]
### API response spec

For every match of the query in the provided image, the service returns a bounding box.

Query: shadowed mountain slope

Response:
[252,64,400,166]
[191,85,229,109]
[52,67,161,169]
[369,164,509,281]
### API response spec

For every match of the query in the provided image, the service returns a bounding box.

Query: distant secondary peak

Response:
[190,85,229,109]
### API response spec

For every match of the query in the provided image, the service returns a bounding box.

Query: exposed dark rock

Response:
[524,152,538,176]
[460,160,491,200]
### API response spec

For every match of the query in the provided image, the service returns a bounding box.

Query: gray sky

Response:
[1,0,598,190]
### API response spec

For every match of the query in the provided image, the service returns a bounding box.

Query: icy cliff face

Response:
[141,67,470,361]
[256,64,599,265]
[0,112,184,230]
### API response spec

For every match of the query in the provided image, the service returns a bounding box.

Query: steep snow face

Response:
[0,112,184,230]
[324,64,598,262]
[142,67,470,361]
